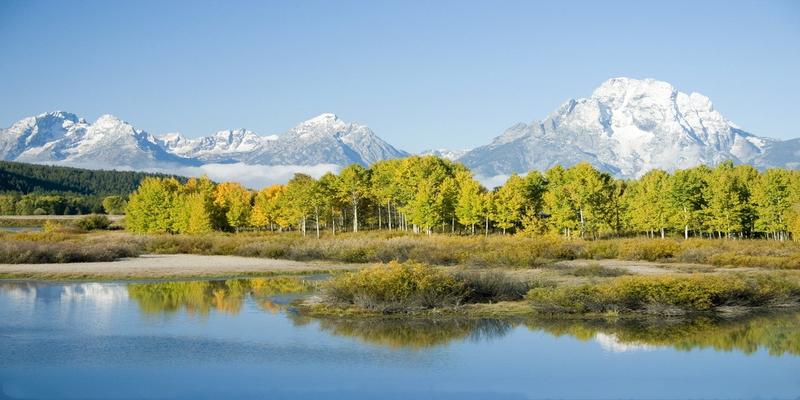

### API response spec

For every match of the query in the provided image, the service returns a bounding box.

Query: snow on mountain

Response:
[3,81,797,185]
[0,111,194,169]
[753,138,800,170]
[0,112,407,173]
[419,148,470,161]
[237,113,408,166]
[459,77,782,178]
[157,129,276,163]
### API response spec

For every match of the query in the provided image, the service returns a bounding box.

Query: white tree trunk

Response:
[353,201,358,233]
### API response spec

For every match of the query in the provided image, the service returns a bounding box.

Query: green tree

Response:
[214,182,252,232]
[543,166,579,238]
[455,170,484,234]
[668,167,708,239]
[285,174,319,236]
[251,185,283,231]
[753,168,791,240]
[337,164,370,232]
[491,174,527,234]
[704,161,748,238]
[102,196,127,215]
[126,177,181,233]
[625,169,672,238]
[564,163,614,238]
[317,173,343,235]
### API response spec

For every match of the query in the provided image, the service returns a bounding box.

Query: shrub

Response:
[455,271,532,302]
[584,241,619,259]
[527,273,800,314]
[617,239,680,261]
[323,262,469,312]
[568,264,629,277]
[75,215,112,231]
[0,240,141,263]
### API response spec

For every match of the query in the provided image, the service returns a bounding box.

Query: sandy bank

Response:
[0,254,359,280]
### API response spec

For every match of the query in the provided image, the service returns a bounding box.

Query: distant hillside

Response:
[0,161,187,196]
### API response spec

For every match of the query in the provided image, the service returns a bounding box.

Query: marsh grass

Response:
[567,263,630,277]
[527,273,800,315]
[323,262,469,313]
[454,271,534,302]
[3,230,800,270]
[0,239,140,263]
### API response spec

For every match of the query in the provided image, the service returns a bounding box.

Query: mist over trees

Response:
[124,156,800,240]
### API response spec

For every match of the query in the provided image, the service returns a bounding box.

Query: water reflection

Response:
[303,312,800,354]
[126,277,312,315]
[1,280,798,356]
[525,313,800,356]
[0,281,128,310]
[311,317,514,350]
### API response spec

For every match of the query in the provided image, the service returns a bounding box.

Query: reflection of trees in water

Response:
[127,277,310,315]
[307,311,800,354]
[526,311,800,356]
[312,317,513,350]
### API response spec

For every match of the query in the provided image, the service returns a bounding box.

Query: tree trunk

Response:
[353,200,358,233]
[377,204,382,230]
[684,225,689,240]
[387,200,392,231]
[485,215,489,237]
[331,208,336,236]
[315,206,320,239]
[660,227,665,239]
[579,207,585,238]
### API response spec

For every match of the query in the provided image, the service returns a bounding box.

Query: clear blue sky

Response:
[1,0,799,152]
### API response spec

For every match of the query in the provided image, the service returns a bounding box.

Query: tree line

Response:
[0,160,186,196]
[125,156,800,240]
[0,193,126,216]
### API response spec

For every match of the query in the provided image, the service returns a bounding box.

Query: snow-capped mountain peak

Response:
[419,148,470,161]
[460,77,787,178]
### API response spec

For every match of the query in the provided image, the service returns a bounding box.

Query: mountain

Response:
[234,113,408,166]
[419,148,470,161]
[459,77,786,178]
[753,138,800,170]
[0,112,196,169]
[1,112,407,171]
[157,129,277,163]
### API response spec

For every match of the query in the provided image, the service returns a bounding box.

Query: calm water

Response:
[0,226,42,233]
[1,279,799,400]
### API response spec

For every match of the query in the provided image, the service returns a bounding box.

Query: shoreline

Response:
[0,253,361,281]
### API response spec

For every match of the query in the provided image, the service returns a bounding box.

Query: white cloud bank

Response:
[148,163,341,189]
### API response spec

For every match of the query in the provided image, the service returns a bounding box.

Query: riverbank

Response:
[0,254,359,280]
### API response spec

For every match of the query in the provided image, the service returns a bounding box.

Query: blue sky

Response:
[1,0,799,152]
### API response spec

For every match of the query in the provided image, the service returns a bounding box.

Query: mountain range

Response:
[1,77,797,186]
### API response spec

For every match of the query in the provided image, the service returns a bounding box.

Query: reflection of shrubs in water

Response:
[311,311,800,354]
[316,318,513,350]
[127,277,311,315]
[526,311,800,356]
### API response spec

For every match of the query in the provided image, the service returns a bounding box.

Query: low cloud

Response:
[149,163,341,189]
[475,174,510,190]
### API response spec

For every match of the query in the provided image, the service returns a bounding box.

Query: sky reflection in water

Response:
[1,279,799,399]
